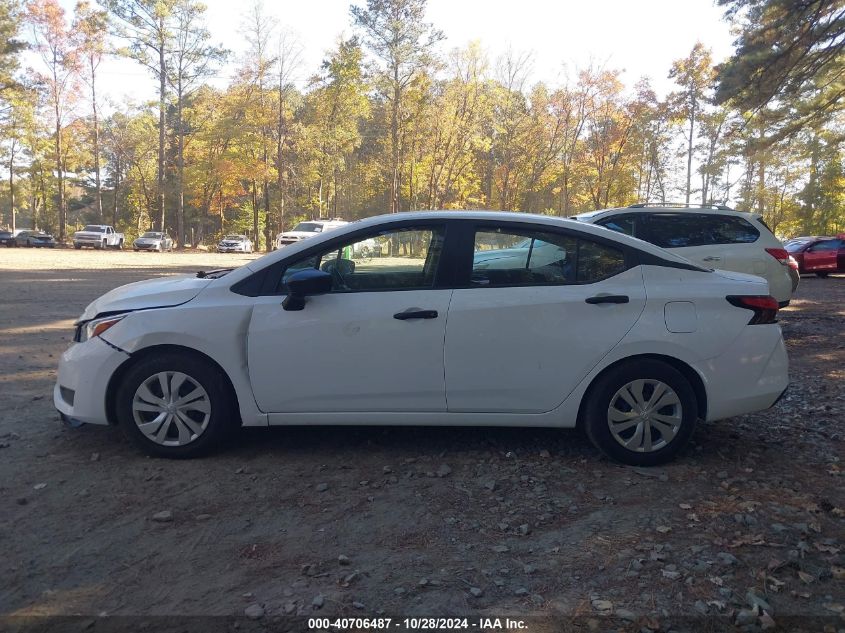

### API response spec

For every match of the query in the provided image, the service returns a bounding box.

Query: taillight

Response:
[787,255,799,271]
[726,295,779,325]
[765,247,789,265]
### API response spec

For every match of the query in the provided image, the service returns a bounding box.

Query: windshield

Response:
[141,232,162,239]
[223,235,243,240]
[293,222,323,233]
[83,225,105,232]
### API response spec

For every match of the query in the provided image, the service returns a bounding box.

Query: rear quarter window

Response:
[644,213,759,248]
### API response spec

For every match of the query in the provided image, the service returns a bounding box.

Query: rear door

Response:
[803,239,840,271]
[444,223,646,414]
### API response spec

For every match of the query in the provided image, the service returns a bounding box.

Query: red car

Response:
[785,235,845,277]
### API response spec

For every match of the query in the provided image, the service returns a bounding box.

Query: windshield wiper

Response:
[196,268,234,279]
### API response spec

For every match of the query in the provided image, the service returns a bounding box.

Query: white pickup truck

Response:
[73,225,125,250]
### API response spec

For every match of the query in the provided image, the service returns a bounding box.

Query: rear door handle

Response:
[585,295,629,305]
[394,309,438,320]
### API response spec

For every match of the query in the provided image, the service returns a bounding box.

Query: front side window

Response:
[808,240,839,252]
[280,227,445,293]
[471,227,626,286]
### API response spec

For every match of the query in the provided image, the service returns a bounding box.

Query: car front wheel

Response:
[583,359,697,466]
[116,352,238,458]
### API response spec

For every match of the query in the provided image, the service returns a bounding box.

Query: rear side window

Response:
[645,214,759,248]
[471,227,626,286]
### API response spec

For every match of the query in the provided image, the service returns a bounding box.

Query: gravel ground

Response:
[0,248,843,629]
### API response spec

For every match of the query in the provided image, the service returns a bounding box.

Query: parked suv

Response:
[574,204,794,306]
[275,219,348,249]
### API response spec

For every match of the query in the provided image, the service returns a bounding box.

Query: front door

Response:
[247,225,451,413]
[444,225,646,413]
[803,240,840,272]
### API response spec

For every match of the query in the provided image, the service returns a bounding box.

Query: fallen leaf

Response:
[814,543,840,554]
[797,571,815,584]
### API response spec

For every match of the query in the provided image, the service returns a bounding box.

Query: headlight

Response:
[77,315,125,343]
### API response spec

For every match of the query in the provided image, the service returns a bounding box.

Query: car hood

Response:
[78,275,212,322]
[135,238,161,244]
[280,231,318,239]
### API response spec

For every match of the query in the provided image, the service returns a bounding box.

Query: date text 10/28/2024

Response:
[307,618,528,630]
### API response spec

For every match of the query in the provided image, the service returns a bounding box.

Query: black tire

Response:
[115,352,239,458]
[583,359,697,466]
[816,272,829,278]
[74,244,81,249]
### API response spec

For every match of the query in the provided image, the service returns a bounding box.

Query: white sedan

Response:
[54,212,789,465]
[217,234,253,253]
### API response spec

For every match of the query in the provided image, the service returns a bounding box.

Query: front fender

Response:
[100,303,267,427]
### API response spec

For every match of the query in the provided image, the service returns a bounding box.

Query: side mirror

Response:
[283,269,333,311]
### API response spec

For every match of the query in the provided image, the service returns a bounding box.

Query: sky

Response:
[44,0,737,110]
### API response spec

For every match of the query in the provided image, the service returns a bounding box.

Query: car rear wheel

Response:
[116,353,238,458]
[583,359,697,466]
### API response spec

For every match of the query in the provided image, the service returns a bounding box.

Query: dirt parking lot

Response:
[0,248,843,628]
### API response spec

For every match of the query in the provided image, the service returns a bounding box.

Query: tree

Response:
[73,0,107,223]
[716,0,845,142]
[1,0,26,97]
[240,0,276,249]
[106,0,177,232]
[351,0,444,213]
[305,37,370,217]
[668,42,715,205]
[273,30,302,232]
[0,86,36,230]
[26,0,79,242]
[168,0,225,246]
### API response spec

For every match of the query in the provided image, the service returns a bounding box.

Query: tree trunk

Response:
[685,94,695,205]
[176,75,185,248]
[91,59,103,223]
[157,23,167,232]
[112,154,120,227]
[8,139,15,232]
[390,79,400,213]
[55,106,65,242]
[252,180,259,246]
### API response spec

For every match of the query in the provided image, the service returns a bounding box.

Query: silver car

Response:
[217,235,253,253]
[133,231,174,252]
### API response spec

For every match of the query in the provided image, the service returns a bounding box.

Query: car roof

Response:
[573,205,763,221]
[240,210,700,273]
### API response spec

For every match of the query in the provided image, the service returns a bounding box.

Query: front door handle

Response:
[394,309,438,320]
[585,295,629,305]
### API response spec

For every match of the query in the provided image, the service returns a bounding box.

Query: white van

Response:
[574,204,795,306]
[275,219,348,249]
